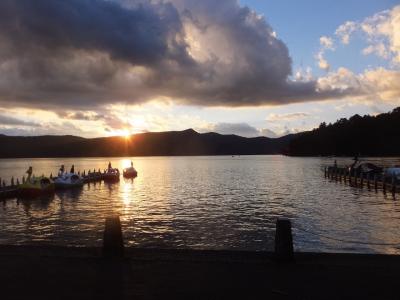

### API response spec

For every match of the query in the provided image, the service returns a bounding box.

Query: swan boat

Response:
[104,162,120,182]
[54,172,84,188]
[18,167,55,197]
[123,167,138,178]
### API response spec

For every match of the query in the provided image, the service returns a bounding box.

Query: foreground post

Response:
[275,218,294,262]
[103,216,124,258]
[392,175,396,196]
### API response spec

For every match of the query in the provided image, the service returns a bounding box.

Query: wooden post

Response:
[344,169,347,184]
[275,218,294,262]
[367,173,370,189]
[374,174,378,191]
[360,171,364,188]
[103,216,124,258]
[383,175,387,194]
[324,167,327,178]
[16,178,20,186]
[391,175,396,196]
[11,177,14,186]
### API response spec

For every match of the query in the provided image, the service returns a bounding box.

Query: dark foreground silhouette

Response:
[0,246,399,300]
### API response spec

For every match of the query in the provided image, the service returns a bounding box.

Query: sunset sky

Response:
[0,0,399,138]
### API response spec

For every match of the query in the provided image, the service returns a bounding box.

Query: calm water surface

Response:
[1,156,400,254]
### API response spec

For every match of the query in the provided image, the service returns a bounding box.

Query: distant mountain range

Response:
[0,129,296,158]
[2,107,399,158]
[288,107,400,156]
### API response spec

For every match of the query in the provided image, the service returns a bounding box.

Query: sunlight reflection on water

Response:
[0,155,400,254]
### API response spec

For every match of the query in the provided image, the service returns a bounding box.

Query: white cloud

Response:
[335,21,357,44]
[334,5,400,64]
[317,66,400,104]
[316,36,335,71]
[266,112,310,122]
[320,36,334,50]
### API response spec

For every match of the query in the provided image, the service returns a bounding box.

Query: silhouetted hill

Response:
[0,129,295,158]
[288,107,400,156]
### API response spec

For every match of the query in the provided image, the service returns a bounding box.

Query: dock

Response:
[325,166,399,195]
[0,169,111,200]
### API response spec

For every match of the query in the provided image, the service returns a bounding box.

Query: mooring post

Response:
[391,175,396,196]
[360,171,364,188]
[103,216,124,258]
[367,172,370,189]
[383,175,387,194]
[11,177,14,186]
[275,218,294,262]
[324,167,327,178]
[374,174,378,191]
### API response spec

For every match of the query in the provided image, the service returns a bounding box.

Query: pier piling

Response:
[103,216,124,258]
[383,176,387,194]
[274,218,294,262]
[360,172,364,188]
[391,175,396,196]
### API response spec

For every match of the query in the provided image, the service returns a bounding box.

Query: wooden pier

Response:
[324,166,399,195]
[0,169,110,200]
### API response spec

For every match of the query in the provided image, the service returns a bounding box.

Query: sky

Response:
[0,0,399,138]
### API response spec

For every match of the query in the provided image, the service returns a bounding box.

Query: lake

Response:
[0,156,400,254]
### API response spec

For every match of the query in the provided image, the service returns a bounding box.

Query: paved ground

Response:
[0,246,399,299]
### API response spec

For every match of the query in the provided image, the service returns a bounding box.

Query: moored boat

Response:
[384,167,400,180]
[54,165,84,188]
[104,162,120,182]
[123,161,138,178]
[18,167,55,197]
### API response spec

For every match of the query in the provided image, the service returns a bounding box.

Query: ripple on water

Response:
[0,156,400,253]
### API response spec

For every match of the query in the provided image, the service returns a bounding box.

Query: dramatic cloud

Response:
[0,0,349,110]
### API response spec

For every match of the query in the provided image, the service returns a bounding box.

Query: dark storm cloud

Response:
[0,0,188,66]
[0,0,348,109]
